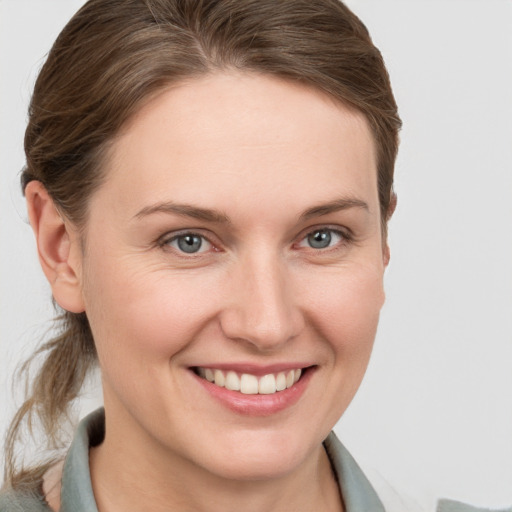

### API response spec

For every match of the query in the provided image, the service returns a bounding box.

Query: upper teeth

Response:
[197,368,302,395]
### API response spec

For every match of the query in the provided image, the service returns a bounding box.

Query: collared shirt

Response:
[0,408,385,511]
[437,499,512,512]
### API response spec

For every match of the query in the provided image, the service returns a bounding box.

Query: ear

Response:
[383,192,397,267]
[25,181,85,313]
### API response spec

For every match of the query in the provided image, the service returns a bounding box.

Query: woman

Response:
[0,1,398,510]
[0,1,504,511]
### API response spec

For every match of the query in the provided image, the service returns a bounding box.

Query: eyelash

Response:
[157,226,352,257]
[158,231,215,256]
[295,227,352,252]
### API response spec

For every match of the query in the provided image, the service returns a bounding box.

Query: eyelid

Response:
[155,225,352,255]
[157,229,219,254]
[294,225,353,249]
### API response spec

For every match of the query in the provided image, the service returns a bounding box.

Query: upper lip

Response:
[191,363,314,376]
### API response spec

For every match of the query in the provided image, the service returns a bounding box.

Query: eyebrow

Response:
[300,197,369,220]
[134,202,230,223]
[133,196,369,223]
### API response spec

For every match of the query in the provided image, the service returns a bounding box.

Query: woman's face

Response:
[76,72,387,480]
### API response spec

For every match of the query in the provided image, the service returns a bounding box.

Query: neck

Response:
[89,409,343,512]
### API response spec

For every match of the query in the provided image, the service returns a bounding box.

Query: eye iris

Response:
[308,230,331,249]
[177,234,202,253]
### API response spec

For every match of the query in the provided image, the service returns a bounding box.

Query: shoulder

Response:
[0,488,50,512]
[325,431,425,512]
[363,468,425,512]
[437,499,512,512]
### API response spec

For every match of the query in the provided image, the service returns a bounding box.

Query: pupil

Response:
[308,230,331,249]
[178,235,202,253]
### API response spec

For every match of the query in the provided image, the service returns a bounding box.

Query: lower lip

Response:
[192,368,315,417]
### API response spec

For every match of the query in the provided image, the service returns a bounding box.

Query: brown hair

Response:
[4,0,401,490]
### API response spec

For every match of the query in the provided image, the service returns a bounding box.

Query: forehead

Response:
[97,72,378,219]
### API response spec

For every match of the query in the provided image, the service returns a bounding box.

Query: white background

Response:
[1,1,511,510]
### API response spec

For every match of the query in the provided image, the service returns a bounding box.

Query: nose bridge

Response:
[220,249,303,350]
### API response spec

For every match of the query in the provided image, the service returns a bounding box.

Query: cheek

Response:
[82,255,221,366]
[292,261,385,433]
[299,262,385,357]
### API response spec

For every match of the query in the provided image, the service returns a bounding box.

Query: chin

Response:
[198,430,317,481]
[205,454,305,482]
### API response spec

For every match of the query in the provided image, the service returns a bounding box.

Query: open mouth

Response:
[193,367,306,395]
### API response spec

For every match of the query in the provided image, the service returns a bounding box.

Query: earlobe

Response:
[25,181,85,313]
[383,243,391,267]
[383,192,396,268]
[387,192,397,221]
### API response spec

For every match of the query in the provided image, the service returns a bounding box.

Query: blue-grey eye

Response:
[175,234,204,253]
[307,229,333,249]
[163,232,214,255]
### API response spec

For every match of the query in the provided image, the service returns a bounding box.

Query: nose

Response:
[219,253,305,351]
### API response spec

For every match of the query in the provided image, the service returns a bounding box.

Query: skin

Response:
[29,71,390,512]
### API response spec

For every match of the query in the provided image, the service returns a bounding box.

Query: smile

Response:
[195,367,302,395]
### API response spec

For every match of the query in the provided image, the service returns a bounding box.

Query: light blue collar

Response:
[60,408,385,512]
